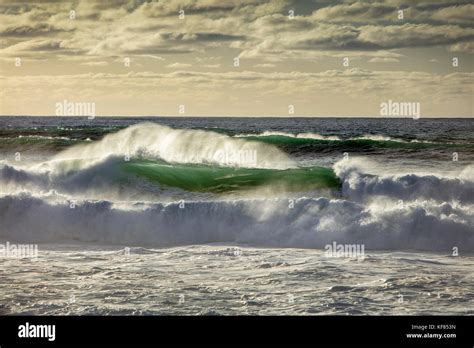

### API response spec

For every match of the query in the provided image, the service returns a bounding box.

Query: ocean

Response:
[0,116,473,315]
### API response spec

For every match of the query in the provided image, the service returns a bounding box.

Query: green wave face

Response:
[122,160,341,194]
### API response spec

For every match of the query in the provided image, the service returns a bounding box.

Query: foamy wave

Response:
[237,131,426,143]
[0,195,472,251]
[38,123,295,172]
[236,131,341,141]
[334,158,474,204]
[265,131,341,141]
[0,158,185,202]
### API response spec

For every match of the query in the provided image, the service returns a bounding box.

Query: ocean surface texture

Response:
[0,117,473,315]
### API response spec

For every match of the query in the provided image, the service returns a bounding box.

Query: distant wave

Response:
[238,131,436,143]
[1,126,470,156]
[0,135,80,152]
[237,131,470,154]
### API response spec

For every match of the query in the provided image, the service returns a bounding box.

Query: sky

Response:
[0,0,473,117]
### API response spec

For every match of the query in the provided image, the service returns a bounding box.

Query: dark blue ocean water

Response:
[0,117,473,164]
[1,116,473,143]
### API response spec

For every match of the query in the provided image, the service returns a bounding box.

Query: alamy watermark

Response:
[380,99,420,119]
[55,99,96,119]
[324,241,365,259]
[213,148,257,167]
[0,241,38,259]
[18,322,55,341]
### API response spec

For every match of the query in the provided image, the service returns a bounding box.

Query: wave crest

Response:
[0,195,472,251]
[334,158,474,204]
[47,123,295,171]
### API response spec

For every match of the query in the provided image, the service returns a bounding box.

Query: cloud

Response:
[311,2,474,25]
[312,3,397,23]
[200,63,221,68]
[0,0,472,117]
[80,61,109,66]
[430,4,474,24]
[141,55,165,60]
[1,0,472,61]
[1,38,62,53]
[2,69,472,116]
[357,24,474,49]
[242,22,474,58]
[449,41,474,53]
[0,38,86,57]
[254,63,276,68]
[368,57,400,63]
[139,0,280,18]
[166,62,192,68]
[0,23,71,37]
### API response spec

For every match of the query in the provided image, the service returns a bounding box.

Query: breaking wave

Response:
[238,131,470,154]
[45,122,296,170]
[0,124,473,252]
[0,195,472,251]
